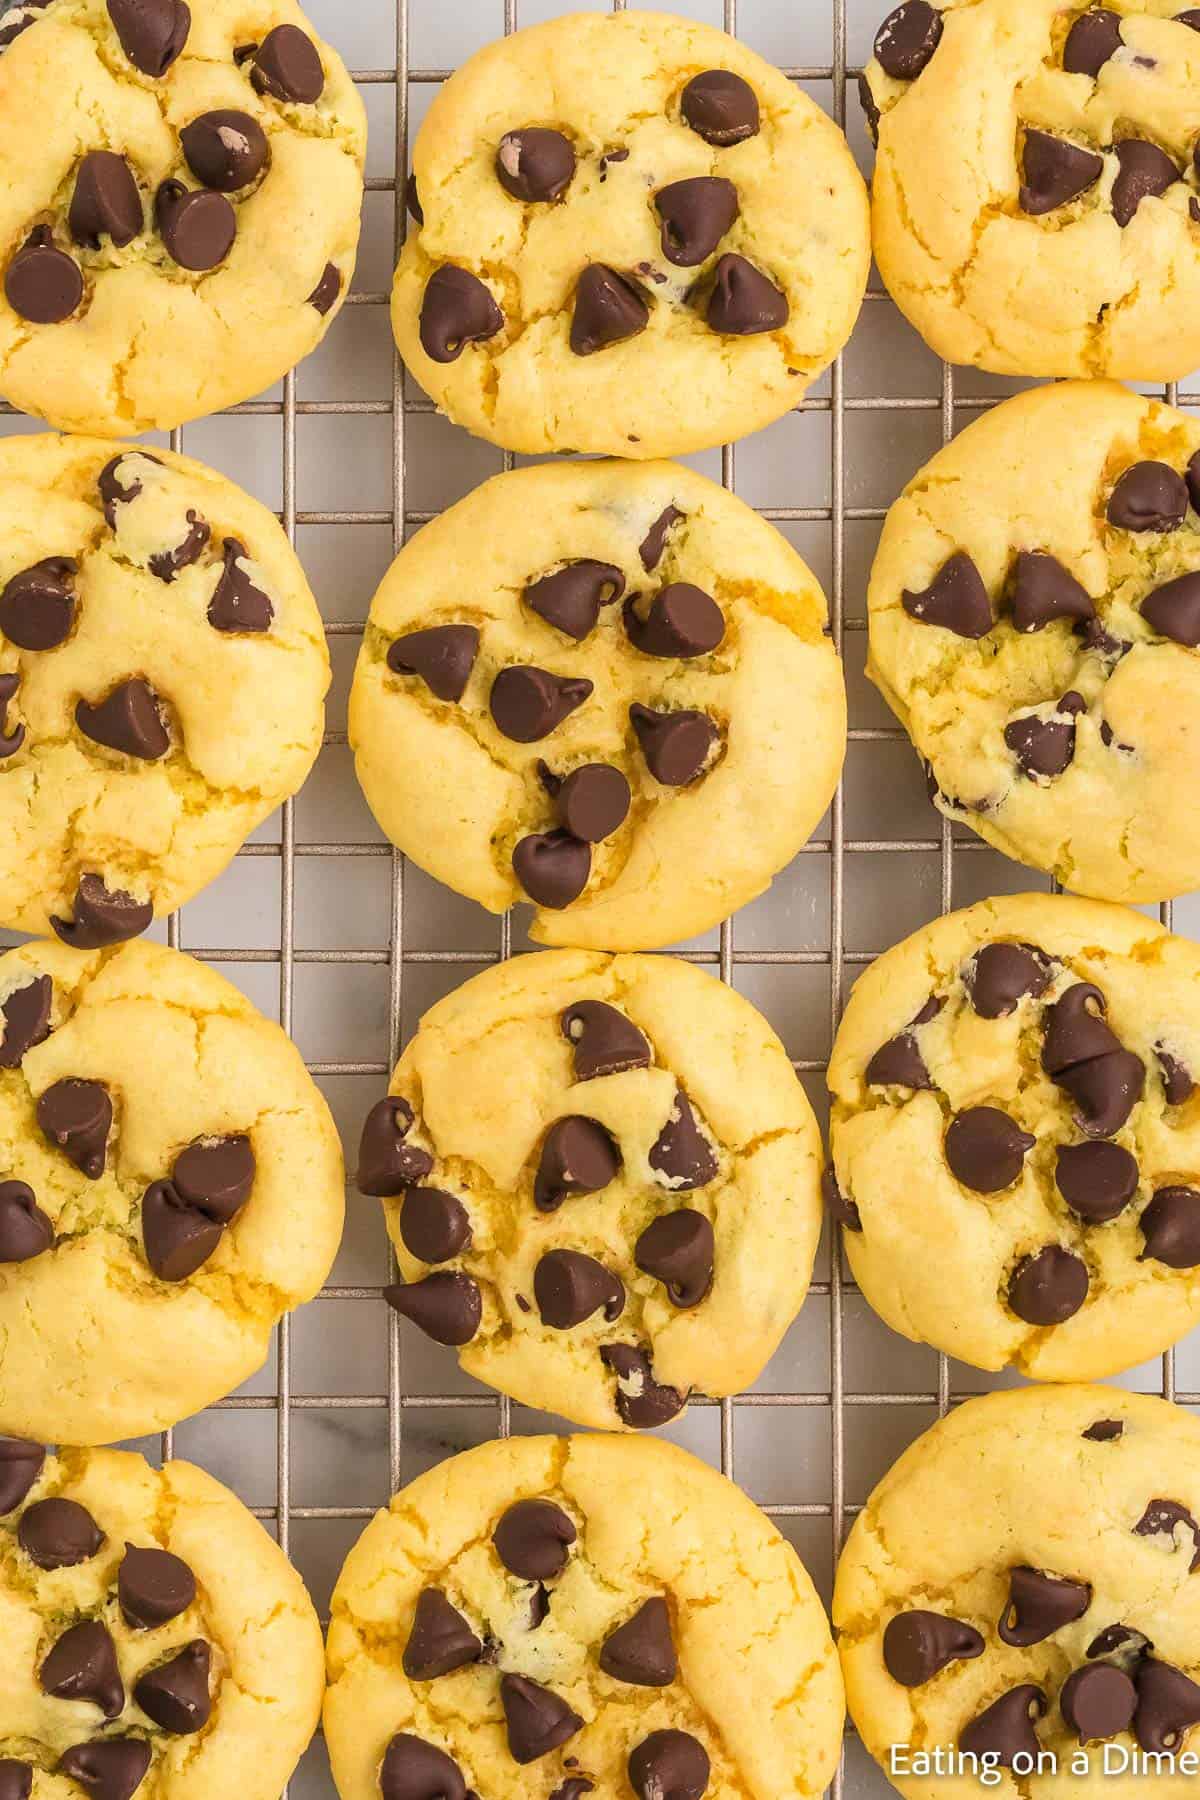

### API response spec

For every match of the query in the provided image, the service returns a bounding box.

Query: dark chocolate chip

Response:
[859,70,881,143]
[1043,983,1118,1072]
[628,1730,710,1800]
[599,146,630,178]
[1108,461,1189,531]
[147,508,210,583]
[58,1745,149,1800]
[5,227,83,324]
[0,1435,44,1513]
[513,831,591,909]
[142,1180,223,1280]
[525,562,624,639]
[36,1079,111,1178]
[1158,1046,1195,1105]
[385,1272,481,1346]
[570,265,650,355]
[960,1686,1048,1768]
[639,506,683,572]
[1133,1659,1200,1753]
[420,265,502,362]
[1180,7,1200,28]
[1059,1050,1144,1139]
[1083,1420,1124,1443]
[107,0,188,76]
[623,584,724,658]
[535,1115,621,1213]
[380,1735,469,1800]
[630,703,717,786]
[500,1672,582,1765]
[207,537,274,633]
[69,152,142,249]
[1141,570,1200,645]
[181,110,269,191]
[704,252,787,335]
[561,1001,650,1080]
[865,1021,934,1090]
[822,1165,861,1231]
[400,1187,471,1263]
[119,1543,196,1628]
[1061,1664,1136,1745]
[874,2,943,80]
[494,1499,576,1580]
[680,70,759,145]
[405,173,423,226]
[1005,692,1083,780]
[42,1620,123,1717]
[76,678,169,761]
[535,1250,625,1328]
[649,1090,717,1190]
[1064,9,1123,75]
[635,1208,714,1307]
[155,180,235,271]
[600,1343,685,1428]
[655,177,739,267]
[0,671,22,756]
[250,24,323,103]
[19,1496,102,1568]
[1112,139,1179,227]
[1140,1184,1200,1268]
[134,1639,210,1733]
[307,261,340,314]
[0,1181,52,1262]
[1133,1498,1200,1570]
[0,557,76,650]
[173,1135,254,1224]
[551,764,631,841]
[357,1096,433,1194]
[388,625,479,701]
[1010,552,1095,632]
[902,551,992,637]
[1055,1139,1138,1222]
[0,974,52,1067]
[944,1107,1034,1194]
[99,453,158,526]
[967,942,1052,1017]
[1019,129,1103,213]
[0,0,50,51]
[1008,1245,1089,1324]
[600,1596,677,1687]
[491,665,592,741]
[883,1610,985,1687]
[1089,1623,1149,1659]
[495,128,575,203]
[0,1766,30,1800]
[403,1588,482,1680]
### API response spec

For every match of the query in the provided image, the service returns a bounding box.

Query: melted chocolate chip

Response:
[535,1115,620,1213]
[1134,1498,1200,1570]
[148,507,210,582]
[250,25,324,103]
[19,1496,103,1568]
[119,1543,196,1628]
[0,1181,52,1263]
[181,110,269,191]
[1008,1245,1089,1324]
[1139,1184,1200,1268]
[1157,1046,1194,1105]
[37,1079,111,1178]
[1019,129,1103,213]
[600,1342,685,1428]
[491,665,592,741]
[570,265,650,355]
[0,0,50,51]
[69,152,142,249]
[1055,1139,1138,1222]
[903,551,992,637]
[630,703,717,785]
[107,0,188,76]
[655,177,739,266]
[385,1272,482,1345]
[77,678,169,760]
[960,1686,1048,1768]
[704,253,787,335]
[1108,461,1189,531]
[0,1436,44,1513]
[1112,139,1179,228]
[134,1640,210,1733]
[0,1766,30,1800]
[635,1208,714,1306]
[1083,1420,1124,1444]
[600,1596,676,1687]
[549,764,631,841]
[680,69,759,145]
[59,1743,150,1800]
[207,538,274,634]
[649,1090,717,1189]
[859,70,882,143]
[379,1736,468,1800]
[525,562,624,640]
[1063,9,1123,76]
[1141,570,1200,645]
[307,262,341,314]
[874,2,943,80]
[494,1499,576,1580]
[967,942,1052,1017]
[142,1180,223,1281]
[628,1731,710,1800]
[1010,552,1095,632]
[405,173,423,226]
[513,831,591,908]
[535,1250,625,1328]
[1062,1664,1137,1745]
[623,584,724,658]
[0,974,51,1068]
[155,180,236,271]
[388,625,479,701]
[500,1672,582,1765]
[400,1187,471,1263]
[5,228,83,324]
[1133,1660,1200,1753]
[0,672,22,756]
[495,128,575,203]
[639,506,683,572]
[357,1096,433,1194]
[403,1588,482,1681]
[944,1107,1035,1193]
[883,1610,985,1687]
[0,557,76,649]
[822,1165,861,1231]
[561,1001,651,1080]
[420,265,502,362]
[1005,692,1084,780]
[173,1135,254,1223]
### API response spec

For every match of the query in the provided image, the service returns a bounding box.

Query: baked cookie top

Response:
[828,892,1200,1381]
[356,951,824,1431]
[349,459,844,951]
[863,1,1200,379]
[834,1387,1200,1798]
[0,937,343,1443]
[325,1434,844,1800]
[0,433,328,940]
[0,0,365,436]
[0,1443,324,1800]
[869,379,1200,903]
[390,9,869,458]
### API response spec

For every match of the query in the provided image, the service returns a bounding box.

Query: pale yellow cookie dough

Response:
[0,433,329,939]
[835,1387,1200,1799]
[325,1434,844,1800]
[0,0,365,435]
[863,0,1200,379]
[869,379,1200,903]
[0,936,344,1443]
[349,459,845,951]
[362,950,824,1430]
[391,9,869,458]
[0,1443,324,1800]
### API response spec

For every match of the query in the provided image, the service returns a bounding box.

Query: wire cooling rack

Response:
[3,2,1199,1796]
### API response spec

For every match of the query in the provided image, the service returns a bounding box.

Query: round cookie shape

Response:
[863,1,1200,379]
[828,891,1200,1380]
[0,936,343,1442]
[349,460,845,949]
[0,1442,324,1800]
[835,1388,1200,1798]
[868,380,1200,902]
[0,0,365,435]
[390,9,869,457]
[325,1434,844,1800]
[0,434,328,939]
[356,951,824,1430]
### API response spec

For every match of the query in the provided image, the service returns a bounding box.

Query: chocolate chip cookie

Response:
[325,1434,844,1800]
[391,9,869,456]
[0,0,364,434]
[349,459,844,949]
[356,950,824,1430]
[863,2,1200,378]
[835,1386,1200,1797]
[0,434,328,940]
[828,891,1200,1380]
[0,935,343,1442]
[869,379,1200,901]
[0,1440,323,1800]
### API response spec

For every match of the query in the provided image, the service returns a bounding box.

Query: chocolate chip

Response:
[1008,1245,1089,1325]
[1133,1659,1200,1752]
[99,453,158,526]
[36,1078,111,1179]
[142,1180,223,1280]
[1019,129,1103,213]
[630,704,717,786]
[655,177,739,267]
[491,666,592,741]
[623,584,724,658]
[250,24,323,103]
[0,1181,52,1263]
[535,1117,620,1214]
[173,1135,254,1224]
[0,1436,44,1513]
[967,942,1052,1017]
[960,1685,1048,1768]
[883,1611,985,1687]
[495,129,575,203]
[0,0,50,51]
[1055,1140,1138,1222]
[649,1090,717,1190]
[155,180,236,271]
[639,506,683,572]
[400,1187,471,1263]
[703,253,787,335]
[500,1672,582,1765]
[206,538,274,634]
[944,1107,1035,1193]
[0,672,22,756]
[1083,1420,1124,1443]
[600,1597,676,1687]
[1140,570,1200,645]
[874,2,943,80]
[5,227,83,324]
[1180,7,1200,28]
[306,261,341,315]
[635,1209,714,1307]
[380,1736,469,1800]
[405,173,423,226]
[20,1496,102,1568]
[599,147,629,178]
[1108,461,1189,531]
[535,1250,625,1328]
[147,509,210,584]
[526,562,624,640]
[628,1730,710,1800]
[1044,983,1116,1071]
[822,1165,861,1231]
[403,1588,482,1680]
[107,0,188,75]
[0,1766,30,1800]
[384,1272,481,1346]
[1010,552,1095,632]
[1133,1498,1200,1570]
[865,1018,934,1090]
[1005,691,1083,779]
[600,1343,685,1428]
[181,110,268,192]
[902,551,992,637]
[69,151,142,249]
[134,1639,210,1733]
[1042,985,1143,1138]
[1059,1664,1136,1745]
[570,265,650,355]
[681,70,759,145]
[560,1001,652,1081]
[419,265,502,362]
[42,1619,124,1718]
[388,625,479,701]
[0,557,76,651]
[1139,1184,1200,1268]
[119,1543,196,1627]
[357,1096,433,1194]
[494,1499,576,1580]
[1157,1046,1194,1104]
[859,70,882,143]
[513,831,591,909]
[76,678,169,761]
[1112,139,1179,227]
[59,1744,149,1800]
[1064,9,1123,75]
[549,764,630,842]
[0,975,52,1067]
